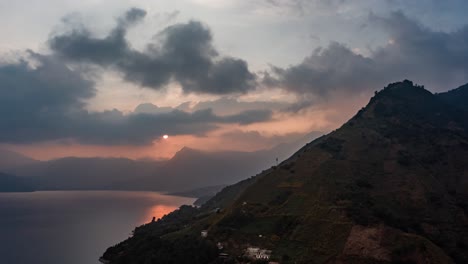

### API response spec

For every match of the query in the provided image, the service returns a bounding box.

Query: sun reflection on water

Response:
[140,204,180,224]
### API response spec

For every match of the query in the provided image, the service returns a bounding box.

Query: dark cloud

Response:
[370,11,468,86]
[0,54,270,145]
[49,8,146,65]
[134,103,174,115]
[0,8,269,145]
[88,108,272,145]
[6,8,468,146]
[219,109,273,125]
[176,97,288,115]
[65,108,272,145]
[119,7,147,26]
[0,52,95,143]
[265,42,380,96]
[50,10,256,95]
[265,11,468,96]
[49,28,128,66]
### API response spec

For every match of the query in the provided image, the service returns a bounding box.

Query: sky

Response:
[1,0,468,160]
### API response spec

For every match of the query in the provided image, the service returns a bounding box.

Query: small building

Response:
[245,247,272,260]
[217,242,224,250]
[246,247,260,257]
[201,230,208,238]
[257,249,272,260]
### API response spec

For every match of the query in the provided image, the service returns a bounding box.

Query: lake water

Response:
[0,191,195,264]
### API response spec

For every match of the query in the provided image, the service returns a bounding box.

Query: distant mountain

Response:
[0,149,38,171]
[6,132,320,193]
[129,147,277,192]
[0,172,34,192]
[102,81,468,264]
[160,133,322,198]
[10,157,163,190]
[132,132,321,192]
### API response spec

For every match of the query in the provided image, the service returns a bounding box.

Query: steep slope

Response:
[102,80,466,263]
[438,83,468,112]
[209,80,468,263]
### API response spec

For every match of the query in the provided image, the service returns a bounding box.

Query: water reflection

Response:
[0,191,195,264]
[142,204,180,224]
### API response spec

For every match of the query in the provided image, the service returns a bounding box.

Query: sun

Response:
[163,135,169,140]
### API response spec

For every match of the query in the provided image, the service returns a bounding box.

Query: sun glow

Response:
[163,135,169,139]
[141,205,179,224]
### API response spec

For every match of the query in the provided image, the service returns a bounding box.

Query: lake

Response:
[0,191,195,264]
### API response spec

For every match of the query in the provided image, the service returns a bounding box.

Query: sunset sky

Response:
[1,0,468,160]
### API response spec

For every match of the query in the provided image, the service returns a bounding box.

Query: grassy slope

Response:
[102,81,468,264]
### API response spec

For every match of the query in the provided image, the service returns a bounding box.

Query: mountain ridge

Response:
[0,172,34,192]
[2,132,320,193]
[101,80,468,264]
[0,148,39,171]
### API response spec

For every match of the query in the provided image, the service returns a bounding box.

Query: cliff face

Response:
[102,81,468,264]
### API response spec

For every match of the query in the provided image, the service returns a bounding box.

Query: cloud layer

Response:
[0,52,270,145]
[50,8,256,95]
[2,7,468,149]
[265,11,468,96]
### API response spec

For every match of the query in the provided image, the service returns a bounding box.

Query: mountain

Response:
[0,172,34,192]
[437,83,468,112]
[7,133,320,193]
[101,80,468,264]
[133,132,321,192]
[0,149,38,171]
[129,147,277,192]
[10,157,163,190]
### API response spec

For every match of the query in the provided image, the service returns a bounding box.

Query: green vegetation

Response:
[102,81,468,263]
[103,235,218,264]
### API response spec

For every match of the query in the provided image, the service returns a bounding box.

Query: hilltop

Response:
[101,81,468,264]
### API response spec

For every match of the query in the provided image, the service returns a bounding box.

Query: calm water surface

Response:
[0,191,195,264]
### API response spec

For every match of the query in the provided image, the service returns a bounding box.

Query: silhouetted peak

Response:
[375,79,431,99]
[102,79,468,263]
[176,147,199,154]
[171,147,203,161]
[385,79,415,89]
[350,80,460,128]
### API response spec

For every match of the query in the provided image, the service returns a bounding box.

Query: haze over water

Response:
[0,191,194,264]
